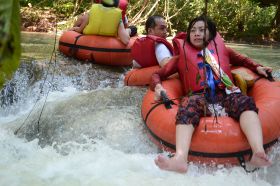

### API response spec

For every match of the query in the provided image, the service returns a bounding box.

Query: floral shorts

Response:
[176,92,258,127]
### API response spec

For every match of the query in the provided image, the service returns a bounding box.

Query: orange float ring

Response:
[124,66,161,86]
[124,65,179,86]
[140,66,280,165]
[59,31,137,66]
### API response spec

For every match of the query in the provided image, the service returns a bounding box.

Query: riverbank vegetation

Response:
[19,0,280,44]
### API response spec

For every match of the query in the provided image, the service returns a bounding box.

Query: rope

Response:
[204,0,208,16]
[14,15,59,135]
[202,1,209,130]
[36,16,58,133]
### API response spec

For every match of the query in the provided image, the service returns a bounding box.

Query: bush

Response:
[53,1,75,17]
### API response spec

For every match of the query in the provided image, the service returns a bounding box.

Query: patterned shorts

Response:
[176,92,258,127]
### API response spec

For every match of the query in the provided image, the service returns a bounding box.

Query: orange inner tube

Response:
[141,67,280,165]
[59,31,137,66]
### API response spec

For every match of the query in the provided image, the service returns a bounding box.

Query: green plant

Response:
[0,0,21,89]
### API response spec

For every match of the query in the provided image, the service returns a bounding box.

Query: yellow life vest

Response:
[83,4,122,36]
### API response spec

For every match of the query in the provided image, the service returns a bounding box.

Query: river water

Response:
[0,32,280,186]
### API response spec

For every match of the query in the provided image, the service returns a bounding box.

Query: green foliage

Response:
[245,6,276,36]
[168,0,205,33]
[126,0,278,41]
[127,0,205,35]
[20,0,92,16]
[250,0,279,7]
[206,0,278,40]
[53,1,75,16]
[19,0,53,7]
[19,0,279,41]
[0,0,21,90]
[208,0,258,37]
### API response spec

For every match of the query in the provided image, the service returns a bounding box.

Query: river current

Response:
[0,32,280,186]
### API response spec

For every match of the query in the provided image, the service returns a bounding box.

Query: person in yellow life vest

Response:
[69,0,137,45]
[93,0,129,28]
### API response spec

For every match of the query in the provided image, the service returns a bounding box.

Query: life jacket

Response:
[172,32,233,95]
[131,35,174,68]
[93,0,128,25]
[83,4,122,36]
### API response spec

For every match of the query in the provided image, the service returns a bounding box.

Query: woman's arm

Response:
[151,56,179,90]
[227,47,261,71]
[227,47,272,77]
[151,56,179,100]
[256,66,273,77]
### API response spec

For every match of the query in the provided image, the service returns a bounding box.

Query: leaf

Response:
[188,90,193,97]
[195,73,201,85]
[221,75,234,88]
[0,0,21,90]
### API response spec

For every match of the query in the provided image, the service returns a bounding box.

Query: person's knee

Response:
[227,94,258,120]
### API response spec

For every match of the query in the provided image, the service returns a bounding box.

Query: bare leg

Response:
[240,110,272,167]
[154,124,194,173]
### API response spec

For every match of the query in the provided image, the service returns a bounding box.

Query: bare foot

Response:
[249,152,272,167]
[154,154,188,173]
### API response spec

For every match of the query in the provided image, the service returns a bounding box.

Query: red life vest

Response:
[172,32,233,94]
[131,35,174,68]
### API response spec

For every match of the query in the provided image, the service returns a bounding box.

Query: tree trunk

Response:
[273,1,280,28]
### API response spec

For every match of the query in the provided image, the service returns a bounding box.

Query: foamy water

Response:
[1,122,279,186]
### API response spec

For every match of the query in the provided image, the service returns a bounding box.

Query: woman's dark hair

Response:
[101,0,119,7]
[186,15,217,46]
[145,15,164,34]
